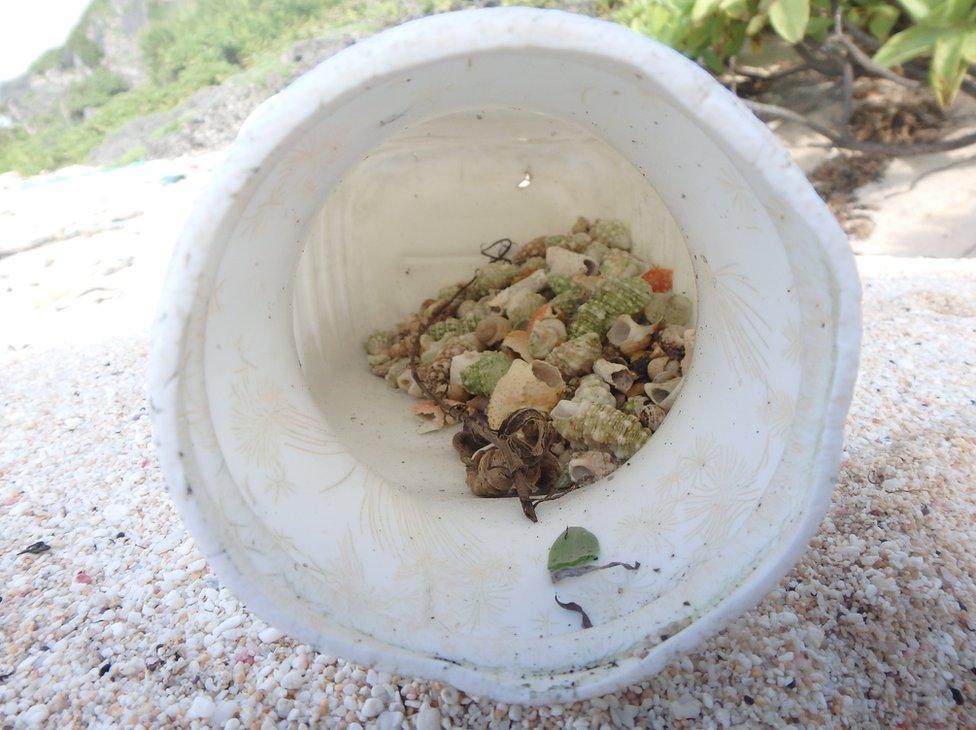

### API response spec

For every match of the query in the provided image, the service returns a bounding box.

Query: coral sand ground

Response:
[1,153,975,727]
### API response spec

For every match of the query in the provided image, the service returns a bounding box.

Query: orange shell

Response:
[641,267,673,293]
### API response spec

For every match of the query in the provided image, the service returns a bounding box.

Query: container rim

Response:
[149,6,861,704]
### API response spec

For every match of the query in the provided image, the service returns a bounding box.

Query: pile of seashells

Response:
[364,217,693,499]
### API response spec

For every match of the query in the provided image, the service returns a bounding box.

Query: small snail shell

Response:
[645,377,682,411]
[593,358,636,393]
[607,314,655,356]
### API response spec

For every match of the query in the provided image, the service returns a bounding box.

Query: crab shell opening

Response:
[150,7,860,705]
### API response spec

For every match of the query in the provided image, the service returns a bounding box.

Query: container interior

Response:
[292,108,695,497]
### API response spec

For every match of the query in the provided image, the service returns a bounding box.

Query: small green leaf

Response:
[691,0,722,23]
[768,0,810,43]
[931,0,973,24]
[873,25,944,66]
[805,15,834,40]
[962,29,976,63]
[548,527,600,572]
[719,0,749,18]
[897,0,935,22]
[930,31,969,106]
[868,5,901,40]
[745,11,769,34]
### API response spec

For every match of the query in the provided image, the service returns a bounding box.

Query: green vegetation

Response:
[2,0,453,175]
[611,0,976,105]
[2,0,972,175]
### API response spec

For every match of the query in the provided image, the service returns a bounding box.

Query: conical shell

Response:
[549,284,590,323]
[569,277,651,337]
[573,373,616,407]
[568,451,617,483]
[607,314,654,356]
[594,277,653,321]
[589,218,633,250]
[505,290,546,326]
[459,350,513,398]
[501,329,533,361]
[593,358,637,392]
[599,249,644,278]
[487,269,546,312]
[529,318,567,359]
[487,359,562,429]
[552,401,650,459]
[567,300,609,338]
[572,216,590,233]
[645,377,682,411]
[546,246,598,277]
[545,332,602,377]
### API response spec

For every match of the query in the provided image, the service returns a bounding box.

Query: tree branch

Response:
[745,99,976,155]
[829,33,920,89]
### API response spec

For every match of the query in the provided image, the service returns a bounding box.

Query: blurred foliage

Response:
[1,0,454,174]
[2,0,973,175]
[611,0,976,105]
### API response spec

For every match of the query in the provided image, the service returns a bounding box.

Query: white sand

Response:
[2,156,976,727]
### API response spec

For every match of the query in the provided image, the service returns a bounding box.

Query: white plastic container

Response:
[150,7,861,704]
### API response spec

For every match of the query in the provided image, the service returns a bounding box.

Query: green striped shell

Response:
[599,249,645,279]
[469,261,518,298]
[553,402,650,460]
[589,219,633,251]
[426,317,466,342]
[567,300,609,338]
[573,374,615,407]
[567,278,650,340]
[365,330,395,356]
[593,277,653,322]
[426,311,485,342]
[545,332,602,377]
[505,291,546,326]
[550,284,590,323]
[460,351,513,397]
